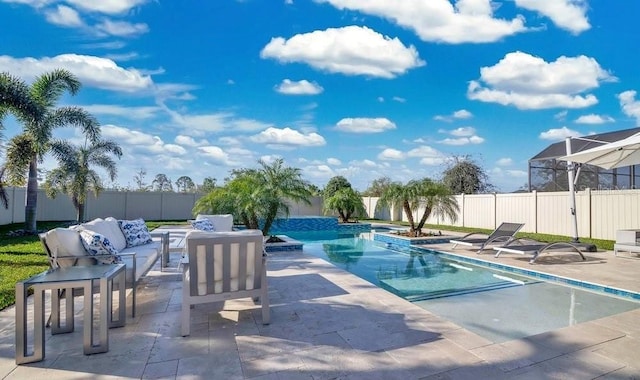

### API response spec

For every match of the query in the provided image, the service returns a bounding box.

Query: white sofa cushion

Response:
[196,214,233,232]
[75,217,127,251]
[44,228,94,267]
[118,218,153,247]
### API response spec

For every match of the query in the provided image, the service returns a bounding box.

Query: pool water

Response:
[287,231,640,343]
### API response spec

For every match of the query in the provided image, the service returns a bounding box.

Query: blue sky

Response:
[1,0,639,192]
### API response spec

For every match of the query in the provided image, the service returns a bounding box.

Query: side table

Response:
[15,263,126,364]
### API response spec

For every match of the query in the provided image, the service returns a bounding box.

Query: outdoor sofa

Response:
[40,217,169,317]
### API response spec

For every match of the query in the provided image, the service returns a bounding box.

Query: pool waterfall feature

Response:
[264,216,371,253]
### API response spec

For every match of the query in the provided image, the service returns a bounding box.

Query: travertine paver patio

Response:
[0,241,639,379]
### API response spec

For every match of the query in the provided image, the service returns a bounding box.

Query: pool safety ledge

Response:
[376,231,640,302]
[429,247,640,302]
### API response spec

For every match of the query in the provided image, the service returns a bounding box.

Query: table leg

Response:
[110,269,126,328]
[15,282,45,364]
[51,287,74,334]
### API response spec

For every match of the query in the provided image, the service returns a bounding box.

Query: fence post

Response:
[532,190,537,233]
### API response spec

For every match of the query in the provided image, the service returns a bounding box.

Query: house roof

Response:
[530,127,640,162]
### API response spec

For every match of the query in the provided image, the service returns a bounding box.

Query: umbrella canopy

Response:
[559,132,640,170]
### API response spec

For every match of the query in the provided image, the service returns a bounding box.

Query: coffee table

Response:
[15,264,126,364]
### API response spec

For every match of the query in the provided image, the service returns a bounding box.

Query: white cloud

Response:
[250,127,326,149]
[315,0,527,44]
[406,145,446,166]
[44,4,83,27]
[198,146,233,165]
[0,54,153,93]
[574,114,615,124]
[554,110,568,121]
[335,117,396,133]
[65,0,149,15]
[434,109,473,122]
[327,157,342,166]
[275,79,324,95]
[161,109,273,135]
[81,104,161,120]
[539,127,580,141]
[437,127,484,145]
[392,96,406,103]
[175,135,209,147]
[95,19,149,37]
[101,124,187,155]
[618,91,640,125]
[450,127,476,137]
[378,148,404,161]
[260,25,424,78]
[497,158,513,166]
[468,51,616,109]
[515,0,590,34]
[440,136,484,146]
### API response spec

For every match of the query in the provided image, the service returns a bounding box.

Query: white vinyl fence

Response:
[2,187,639,240]
[363,189,640,241]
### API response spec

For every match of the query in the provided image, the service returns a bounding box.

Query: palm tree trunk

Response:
[416,206,432,236]
[403,201,416,236]
[25,158,38,233]
[77,202,85,223]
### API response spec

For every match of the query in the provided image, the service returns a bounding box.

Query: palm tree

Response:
[378,178,459,237]
[193,158,313,235]
[43,139,122,222]
[323,187,367,222]
[2,69,100,233]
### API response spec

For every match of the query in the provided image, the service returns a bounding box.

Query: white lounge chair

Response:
[492,239,588,264]
[181,229,270,337]
[450,222,524,253]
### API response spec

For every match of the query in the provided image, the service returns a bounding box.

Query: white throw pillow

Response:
[118,218,153,247]
[78,218,127,252]
[44,228,94,267]
[78,229,122,264]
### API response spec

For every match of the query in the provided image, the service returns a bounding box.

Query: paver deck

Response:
[1,236,639,379]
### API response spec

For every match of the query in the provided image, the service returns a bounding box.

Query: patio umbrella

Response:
[558,132,640,242]
[559,132,640,169]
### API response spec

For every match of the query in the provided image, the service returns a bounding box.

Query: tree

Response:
[378,178,459,237]
[323,187,367,222]
[175,175,196,193]
[193,158,313,235]
[362,176,393,196]
[199,176,216,193]
[152,173,173,192]
[323,175,351,198]
[133,168,150,191]
[43,138,122,222]
[2,69,100,233]
[442,156,495,194]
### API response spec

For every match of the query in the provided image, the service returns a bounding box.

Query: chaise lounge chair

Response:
[450,222,524,253]
[492,238,593,264]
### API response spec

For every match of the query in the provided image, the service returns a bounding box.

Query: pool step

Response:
[404,280,536,302]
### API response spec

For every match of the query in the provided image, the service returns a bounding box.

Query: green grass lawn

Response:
[0,219,613,311]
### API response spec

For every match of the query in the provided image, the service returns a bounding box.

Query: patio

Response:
[0,241,639,379]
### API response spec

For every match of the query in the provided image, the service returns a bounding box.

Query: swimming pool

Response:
[286,230,640,343]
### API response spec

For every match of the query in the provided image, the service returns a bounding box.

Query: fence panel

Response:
[495,192,536,233]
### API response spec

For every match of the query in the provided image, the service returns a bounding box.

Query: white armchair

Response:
[181,229,270,336]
